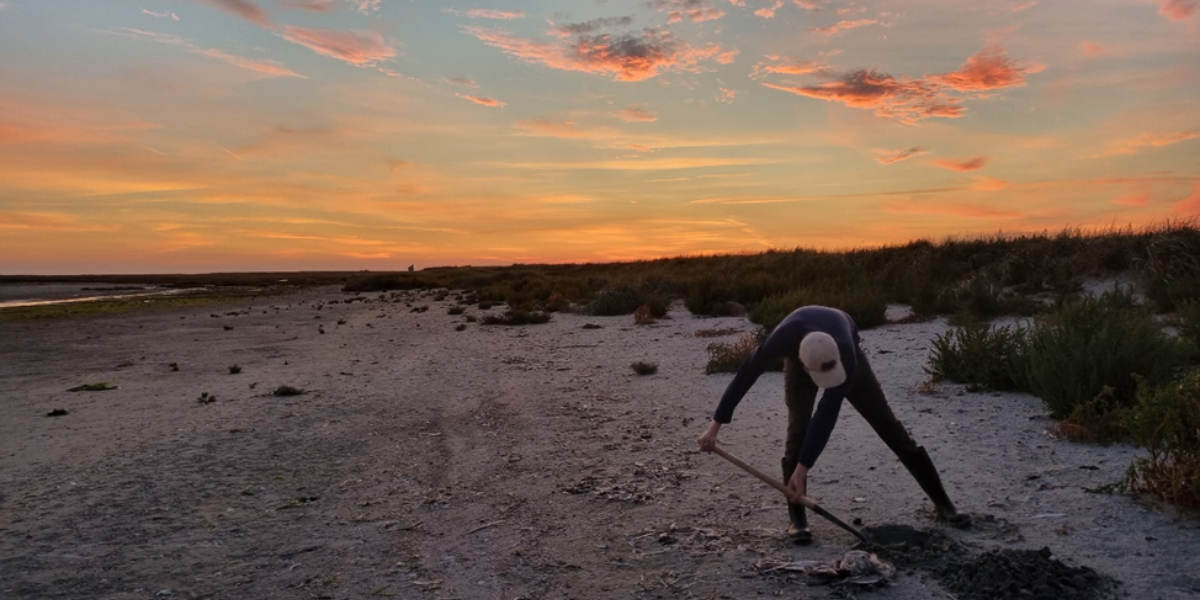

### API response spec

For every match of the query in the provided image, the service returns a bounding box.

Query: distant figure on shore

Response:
[697,305,970,544]
[407,265,414,272]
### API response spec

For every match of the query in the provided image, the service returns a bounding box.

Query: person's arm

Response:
[711,327,793,423]
[796,387,847,468]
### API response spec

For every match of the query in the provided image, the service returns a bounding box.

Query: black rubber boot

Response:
[898,446,972,529]
[782,459,813,544]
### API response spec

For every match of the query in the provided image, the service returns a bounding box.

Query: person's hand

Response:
[697,420,722,453]
[787,464,809,504]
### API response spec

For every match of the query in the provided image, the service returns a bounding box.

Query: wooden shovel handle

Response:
[710,445,816,510]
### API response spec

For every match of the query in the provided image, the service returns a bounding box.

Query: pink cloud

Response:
[1152,0,1197,21]
[278,26,395,65]
[1009,1,1037,12]
[873,147,928,165]
[513,118,588,138]
[457,93,506,107]
[1172,183,1200,216]
[717,87,737,103]
[615,107,658,122]
[192,0,272,26]
[931,156,988,171]
[1111,191,1152,206]
[466,25,735,82]
[973,176,1009,191]
[1080,41,1104,57]
[927,45,1044,91]
[793,0,820,9]
[449,8,526,20]
[653,0,726,23]
[809,18,878,35]
[755,1,784,18]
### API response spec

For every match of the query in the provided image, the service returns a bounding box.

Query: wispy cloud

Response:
[457,93,506,107]
[873,147,928,164]
[752,55,825,77]
[930,156,988,171]
[973,176,1009,191]
[717,87,737,103]
[465,23,736,82]
[881,199,1022,219]
[191,0,272,26]
[1111,191,1152,206]
[118,28,304,77]
[0,212,122,233]
[443,76,477,87]
[1107,130,1199,155]
[793,0,820,10]
[1008,1,1037,13]
[809,19,878,35]
[445,8,526,20]
[615,106,658,122]
[501,157,769,171]
[142,9,181,20]
[762,44,1040,122]
[281,0,334,12]
[278,26,395,66]
[651,0,725,23]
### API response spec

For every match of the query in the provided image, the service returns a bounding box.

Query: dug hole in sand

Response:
[1,287,1197,599]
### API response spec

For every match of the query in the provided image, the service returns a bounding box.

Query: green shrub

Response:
[925,323,1027,391]
[273,385,305,396]
[704,330,784,374]
[1139,224,1200,312]
[631,361,658,375]
[448,305,466,315]
[1124,371,1200,513]
[1022,291,1191,419]
[749,285,888,333]
[589,285,643,316]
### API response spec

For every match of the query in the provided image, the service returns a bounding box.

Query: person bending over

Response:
[697,305,970,544]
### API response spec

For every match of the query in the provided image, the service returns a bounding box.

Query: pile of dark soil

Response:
[861,524,1117,600]
[936,547,1116,600]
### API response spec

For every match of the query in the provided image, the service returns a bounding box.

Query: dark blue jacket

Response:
[712,306,861,468]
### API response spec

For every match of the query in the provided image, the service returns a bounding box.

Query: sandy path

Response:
[1,286,1197,599]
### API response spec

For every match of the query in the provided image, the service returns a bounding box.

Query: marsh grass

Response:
[927,324,1026,391]
[1123,372,1200,512]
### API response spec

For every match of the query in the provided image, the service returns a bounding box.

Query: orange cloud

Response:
[653,0,726,23]
[465,25,735,82]
[513,118,589,138]
[278,26,395,66]
[1151,0,1197,21]
[809,19,878,35]
[0,212,122,233]
[457,94,506,107]
[873,147,928,164]
[1080,41,1104,57]
[1009,1,1037,12]
[764,72,965,123]
[927,45,1044,92]
[755,1,784,18]
[793,0,819,9]
[973,176,1009,191]
[192,0,272,26]
[717,87,737,103]
[762,44,1039,122]
[1111,191,1152,206]
[1172,183,1200,216]
[931,156,988,171]
[615,107,658,122]
[752,55,825,77]
[1108,130,1199,155]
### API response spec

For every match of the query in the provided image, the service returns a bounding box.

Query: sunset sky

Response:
[1,0,1198,273]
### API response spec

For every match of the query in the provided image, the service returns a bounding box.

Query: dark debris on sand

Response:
[859,523,1117,600]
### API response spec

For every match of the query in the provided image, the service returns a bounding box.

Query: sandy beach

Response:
[1,286,1197,600]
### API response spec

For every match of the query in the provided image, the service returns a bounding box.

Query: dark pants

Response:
[781,348,920,479]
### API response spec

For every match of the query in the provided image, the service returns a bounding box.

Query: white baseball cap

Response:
[799,332,847,389]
